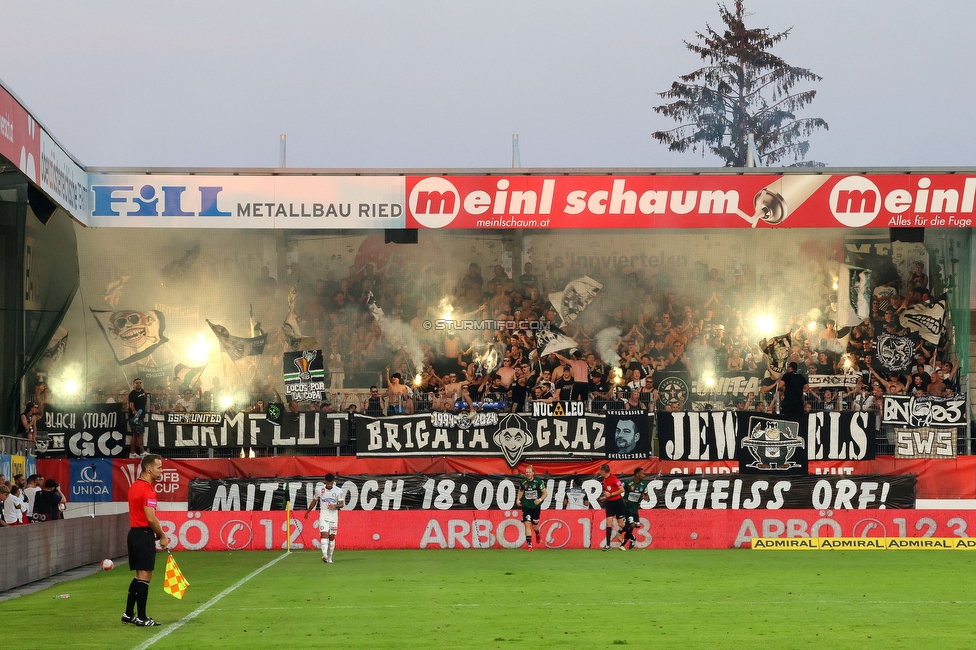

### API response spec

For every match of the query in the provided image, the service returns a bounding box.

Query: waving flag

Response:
[207,320,268,361]
[162,553,189,600]
[900,295,947,346]
[549,276,602,324]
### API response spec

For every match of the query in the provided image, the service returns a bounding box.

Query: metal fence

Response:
[0,434,31,456]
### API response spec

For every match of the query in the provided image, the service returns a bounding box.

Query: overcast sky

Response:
[2,1,974,170]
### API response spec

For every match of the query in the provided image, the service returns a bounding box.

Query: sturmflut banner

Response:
[188,473,914,511]
[146,411,349,449]
[353,412,607,467]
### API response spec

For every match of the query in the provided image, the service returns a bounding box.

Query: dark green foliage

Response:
[653,0,828,166]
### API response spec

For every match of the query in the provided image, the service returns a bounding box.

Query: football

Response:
[101,559,115,571]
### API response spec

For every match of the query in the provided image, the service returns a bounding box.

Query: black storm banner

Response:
[354,412,606,466]
[146,411,349,449]
[882,395,967,428]
[37,404,127,458]
[188,473,914,511]
[657,410,877,464]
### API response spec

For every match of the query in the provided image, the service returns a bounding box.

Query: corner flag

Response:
[163,552,190,599]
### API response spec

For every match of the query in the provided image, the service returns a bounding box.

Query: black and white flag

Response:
[837,265,872,327]
[899,295,947,346]
[873,332,920,373]
[207,320,268,360]
[535,326,577,358]
[549,276,602,324]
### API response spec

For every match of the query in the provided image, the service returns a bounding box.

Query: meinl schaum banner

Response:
[657,410,877,464]
[353,412,606,467]
[882,395,967,428]
[37,404,126,458]
[187,473,914,511]
[145,411,349,450]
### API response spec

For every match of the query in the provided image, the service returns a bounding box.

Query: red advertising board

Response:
[0,83,40,182]
[405,174,976,229]
[156,509,976,551]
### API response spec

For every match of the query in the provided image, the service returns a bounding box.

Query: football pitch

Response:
[6,548,976,649]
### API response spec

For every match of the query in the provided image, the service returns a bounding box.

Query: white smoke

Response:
[367,293,424,373]
[595,327,622,369]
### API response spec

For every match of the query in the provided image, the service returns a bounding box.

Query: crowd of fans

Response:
[0,473,65,526]
[27,247,958,422]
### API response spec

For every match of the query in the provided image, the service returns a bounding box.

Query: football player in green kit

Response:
[516,465,548,551]
[622,467,650,550]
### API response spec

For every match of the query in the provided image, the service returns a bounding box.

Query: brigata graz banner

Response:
[353,412,607,466]
[37,404,126,458]
[144,411,349,450]
[188,473,913,511]
[190,473,607,512]
[882,395,967,428]
[657,410,877,463]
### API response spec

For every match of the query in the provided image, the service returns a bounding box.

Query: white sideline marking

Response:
[131,552,290,650]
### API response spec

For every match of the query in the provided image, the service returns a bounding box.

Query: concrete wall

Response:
[0,513,129,592]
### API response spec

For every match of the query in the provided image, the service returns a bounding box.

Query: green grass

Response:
[5,548,976,649]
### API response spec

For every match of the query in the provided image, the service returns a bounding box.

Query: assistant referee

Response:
[122,454,169,627]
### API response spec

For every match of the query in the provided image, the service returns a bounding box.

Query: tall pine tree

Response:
[652,1,827,167]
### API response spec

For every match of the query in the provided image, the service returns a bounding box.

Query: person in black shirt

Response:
[509,375,530,413]
[778,362,809,419]
[32,479,64,522]
[128,378,149,458]
[553,366,576,401]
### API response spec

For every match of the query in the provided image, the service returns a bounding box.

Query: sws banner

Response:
[37,404,127,458]
[189,473,608,512]
[658,410,877,465]
[882,395,967,428]
[188,473,914,512]
[354,412,608,466]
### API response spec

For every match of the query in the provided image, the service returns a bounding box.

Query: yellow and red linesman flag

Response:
[163,553,190,599]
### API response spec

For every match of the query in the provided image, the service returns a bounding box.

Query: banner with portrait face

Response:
[604,410,651,460]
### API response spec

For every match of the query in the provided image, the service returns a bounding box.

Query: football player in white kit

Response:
[304,473,344,563]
